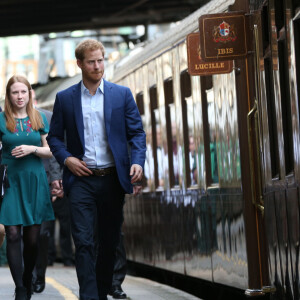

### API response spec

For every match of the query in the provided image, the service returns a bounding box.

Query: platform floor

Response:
[0,264,201,300]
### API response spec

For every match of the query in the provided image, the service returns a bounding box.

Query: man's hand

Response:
[130,164,143,196]
[65,157,93,176]
[130,164,143,184]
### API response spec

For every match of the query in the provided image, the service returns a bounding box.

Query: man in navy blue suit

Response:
[47,39,146,300]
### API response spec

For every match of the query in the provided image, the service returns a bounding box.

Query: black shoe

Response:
[22,274,32,299]
[111,286,127,299]
[33,278,45,293]
[14,287,27,300]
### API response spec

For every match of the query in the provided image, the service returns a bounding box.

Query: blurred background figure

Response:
[46,190,74,268]
[189,135,197,185]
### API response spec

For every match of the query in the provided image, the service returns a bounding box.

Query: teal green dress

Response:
[0,112,54,226]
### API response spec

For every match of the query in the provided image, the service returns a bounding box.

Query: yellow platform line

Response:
[46,277,78,299]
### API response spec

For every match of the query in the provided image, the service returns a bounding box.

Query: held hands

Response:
[11,145,35,158]
[133,185,142,195]
[65,157,93,177]
[130,164,143,195]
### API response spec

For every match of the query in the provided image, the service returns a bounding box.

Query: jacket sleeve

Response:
[124,87,146,168]
[47,93,72,166]
[48,155,63,183]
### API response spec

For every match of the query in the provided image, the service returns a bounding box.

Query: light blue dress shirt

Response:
[81,80,115,168]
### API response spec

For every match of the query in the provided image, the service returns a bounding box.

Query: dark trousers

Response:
[112,232,127,287]
[94,226,127,288]
[69,173,124,300]
[34,195,73,280]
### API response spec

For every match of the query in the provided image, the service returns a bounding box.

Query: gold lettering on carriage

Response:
[217,48,234,55]
[195,62,225,70]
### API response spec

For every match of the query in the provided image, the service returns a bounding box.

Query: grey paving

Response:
[0,264,201,300]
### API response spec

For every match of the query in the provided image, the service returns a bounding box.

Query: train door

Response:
[248,0,300,298]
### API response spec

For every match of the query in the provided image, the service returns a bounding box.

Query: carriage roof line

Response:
[111,0,235,82]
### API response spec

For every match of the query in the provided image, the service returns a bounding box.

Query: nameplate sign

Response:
[186,33,233,76]
[198,12,247,61]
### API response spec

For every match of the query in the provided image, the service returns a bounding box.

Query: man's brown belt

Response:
[88,167,116,176]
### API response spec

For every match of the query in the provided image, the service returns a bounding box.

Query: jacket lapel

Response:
[72,82,85,149]
[104,80,112,137]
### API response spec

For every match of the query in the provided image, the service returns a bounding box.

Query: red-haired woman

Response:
[0,75,54,300]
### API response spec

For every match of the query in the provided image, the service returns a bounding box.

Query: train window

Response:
[201,76,219,186]
[136,92,144,115]
[294,8,300,117]
[275,0,294,175]
[136,92,151,190]
[180,70,197,187]
[164,78,179,187]
[150,85,164,189]
[264,59,280,178]
[261,3,280,178]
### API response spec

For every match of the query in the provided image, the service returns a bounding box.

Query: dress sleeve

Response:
[39,111,49,135]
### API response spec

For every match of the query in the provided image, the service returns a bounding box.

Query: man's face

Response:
[77,49,104,84]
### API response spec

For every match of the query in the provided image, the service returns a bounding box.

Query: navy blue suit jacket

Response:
[47,80,146,195]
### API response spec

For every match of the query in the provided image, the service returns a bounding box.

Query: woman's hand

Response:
[11,145,35,158]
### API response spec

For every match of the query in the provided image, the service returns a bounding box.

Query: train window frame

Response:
[136,91,150,191]
[180,70,198,188]
[294,8,300,126]
[263,56,280,179]
[201,76,219,187]
[136,92,145,116]
[260,2,281,180]
[274,0,295,176]
[258,0,299,181]
[149,84,163,190]
[163,78,180,188]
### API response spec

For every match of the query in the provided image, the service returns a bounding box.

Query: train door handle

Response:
[247,100,264,215]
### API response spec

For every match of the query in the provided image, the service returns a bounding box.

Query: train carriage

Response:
[32,0,300,298]
[108,0,300,299]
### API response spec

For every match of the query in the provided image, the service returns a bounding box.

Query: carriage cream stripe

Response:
[46,277,78,299]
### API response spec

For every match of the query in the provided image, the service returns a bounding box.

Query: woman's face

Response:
[9,82,30,110]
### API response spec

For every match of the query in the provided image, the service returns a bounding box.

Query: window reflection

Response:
[170,106,179,186]
[180,71,198,187]
[155,113,165,188]
[206,88,219,184]
[150,85,164,189]
[136,92,152,191]
[189,135,197,185]
[164,79,179,187]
